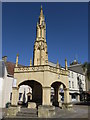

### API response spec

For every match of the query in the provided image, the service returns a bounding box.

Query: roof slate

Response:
[68,64,85,75]
[5,61,24,76]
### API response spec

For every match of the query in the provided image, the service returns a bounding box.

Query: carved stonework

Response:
[33,8,48,66]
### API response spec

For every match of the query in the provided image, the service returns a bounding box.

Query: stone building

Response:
[1,7,87,110]
[11,6,70,108]
[0,58,13,108]
[68,60,86,102]
[0,57,31,108]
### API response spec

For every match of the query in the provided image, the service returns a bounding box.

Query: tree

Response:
[82,62,90,81]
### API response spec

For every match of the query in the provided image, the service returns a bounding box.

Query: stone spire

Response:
[33,6,48,66]
[36,6,46,40]
[65,58,68,70]
[15,54,19,67]
[39,5,45,25]
[40,5,43,17]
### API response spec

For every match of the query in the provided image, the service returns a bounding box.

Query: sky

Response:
[2,2,88,67]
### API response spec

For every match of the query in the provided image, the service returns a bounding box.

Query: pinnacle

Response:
[41,5,42,9]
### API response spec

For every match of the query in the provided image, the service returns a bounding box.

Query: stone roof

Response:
[68,64,85,75]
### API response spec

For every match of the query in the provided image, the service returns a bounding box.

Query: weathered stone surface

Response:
[38,105,55,118]
[6,106,21,117]
[59,101,62,108]
[28,102,36,108]
[62,103,73,110]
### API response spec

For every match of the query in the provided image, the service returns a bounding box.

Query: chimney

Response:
[2,56,7,62]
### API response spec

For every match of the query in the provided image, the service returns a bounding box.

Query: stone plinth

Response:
[62,103,73,110]
[38,105,55,118]
[28,102,36,108]
[6,106,21,117]
[59,101,62,108]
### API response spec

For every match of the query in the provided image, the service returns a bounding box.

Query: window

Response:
[77,73,78,78]
[82,84,84,89]
[82,76,83,81]
[69,81,71,88]
[72,81,74,88]
[68,72,70,77]
[72,72,73,78]
[10,93,12,101]
[19,93,22,100]
[77,79,79,89]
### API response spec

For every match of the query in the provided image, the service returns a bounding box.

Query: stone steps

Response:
[16,108,38,118]
[20,108,37,113]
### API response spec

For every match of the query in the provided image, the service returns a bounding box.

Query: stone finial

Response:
[39,5,44,19]
[30,58,32,66]
[15,54,19,67]
[56,60,60,68]
[40,5,43,15]
[65,58,68,70]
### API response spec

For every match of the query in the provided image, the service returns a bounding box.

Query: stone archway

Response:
[11,80,42,107]
[51,81,66,107]
[19,80,42,106]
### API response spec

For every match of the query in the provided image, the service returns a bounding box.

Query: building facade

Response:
[0,60,13,108]
[0,57,31,108]
[68,60,86,102]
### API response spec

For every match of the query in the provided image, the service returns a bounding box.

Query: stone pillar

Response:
[42,87,51,105]
[64,88,70,104]
[11,87,19,106]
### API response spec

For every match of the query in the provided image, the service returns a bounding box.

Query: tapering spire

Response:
[39,5,45,26]
[33,6,48,66]
[40,5,44,17]
[65,58,68,70]
[15,53,19,67]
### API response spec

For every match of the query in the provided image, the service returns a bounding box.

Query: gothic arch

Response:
[18,80,43,105]
[50,80,67,88]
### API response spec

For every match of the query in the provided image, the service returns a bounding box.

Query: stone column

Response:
[64,88,70,104]
[42,87,51,105]
[11,87,19,106]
